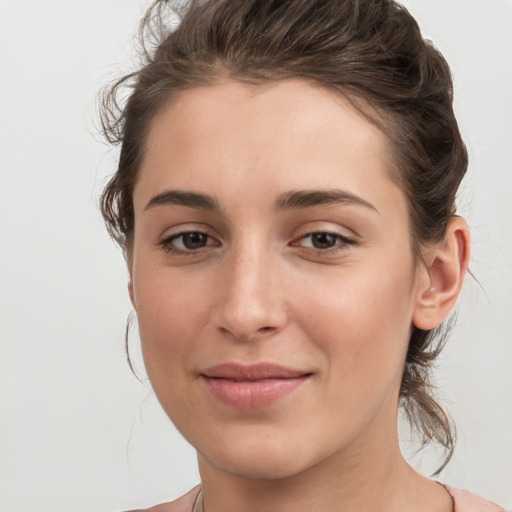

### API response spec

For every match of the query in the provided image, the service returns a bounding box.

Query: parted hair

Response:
[100,0,468,473]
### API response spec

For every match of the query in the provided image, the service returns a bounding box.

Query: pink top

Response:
[128,483,507,512]
[440,484,506,512]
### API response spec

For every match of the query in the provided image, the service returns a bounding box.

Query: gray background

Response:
[1,1,511,510]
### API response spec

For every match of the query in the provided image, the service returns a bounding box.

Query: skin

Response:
[129,80,469,512]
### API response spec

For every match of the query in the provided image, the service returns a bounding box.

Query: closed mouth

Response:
[199,362,312,409]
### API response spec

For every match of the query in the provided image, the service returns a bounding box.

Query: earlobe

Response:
[412,217,470,330]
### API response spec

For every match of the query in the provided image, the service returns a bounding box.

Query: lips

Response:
[200,363,311,409]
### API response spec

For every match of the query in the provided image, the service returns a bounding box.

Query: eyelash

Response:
[292,232,355,255]
[160,231,218,255]
[159,231,355,257]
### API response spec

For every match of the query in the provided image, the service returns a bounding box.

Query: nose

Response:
[213,243,288,342]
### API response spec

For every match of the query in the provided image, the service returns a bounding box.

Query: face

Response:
[130,80,423,480]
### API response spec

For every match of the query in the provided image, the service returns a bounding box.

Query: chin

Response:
[208,451,308,481]
[196,427,323,481]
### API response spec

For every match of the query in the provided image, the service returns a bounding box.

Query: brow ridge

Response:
[144,188,377,214]
[145,190,220,212]
[275,189,378,212]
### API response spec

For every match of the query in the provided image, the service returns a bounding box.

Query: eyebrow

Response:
[144,188,378,214]
[275,190,378,213]
[144,190,221,212]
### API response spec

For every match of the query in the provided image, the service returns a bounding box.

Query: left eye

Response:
[298,232,349,250]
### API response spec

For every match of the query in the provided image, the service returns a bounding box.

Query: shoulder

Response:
[442,484,506,512]
[124,485,201,512]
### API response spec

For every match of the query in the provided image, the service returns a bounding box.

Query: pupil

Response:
[183,232,206,249]
[312,233,337,249]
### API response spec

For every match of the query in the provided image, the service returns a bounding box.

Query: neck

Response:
[197,416,451,512]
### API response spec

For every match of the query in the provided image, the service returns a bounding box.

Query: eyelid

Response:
[292,231,354,247]
[290,220,358,241]
[169,231,216,246]
[288,225,358,259]
[158,224,221,255]
[158,222,217,242]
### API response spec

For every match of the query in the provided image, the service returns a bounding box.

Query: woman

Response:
[100,1,506,510]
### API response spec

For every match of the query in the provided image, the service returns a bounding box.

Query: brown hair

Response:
[100,0,467,473]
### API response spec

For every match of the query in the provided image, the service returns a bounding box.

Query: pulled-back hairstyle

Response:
[100,0,468,473]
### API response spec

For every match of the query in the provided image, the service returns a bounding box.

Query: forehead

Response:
[144,80,390,163]
[135,79,403,216]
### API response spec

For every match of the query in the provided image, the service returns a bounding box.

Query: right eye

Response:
[160,231,218,254]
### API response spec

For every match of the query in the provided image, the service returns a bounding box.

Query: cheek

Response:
[133,269,215,439]
[293,258,416,389]
[132,264,210,386]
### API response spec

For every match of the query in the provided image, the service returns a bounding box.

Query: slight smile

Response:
[200,363,313,409]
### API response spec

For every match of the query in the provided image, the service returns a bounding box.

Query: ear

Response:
[413,217,470,330]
